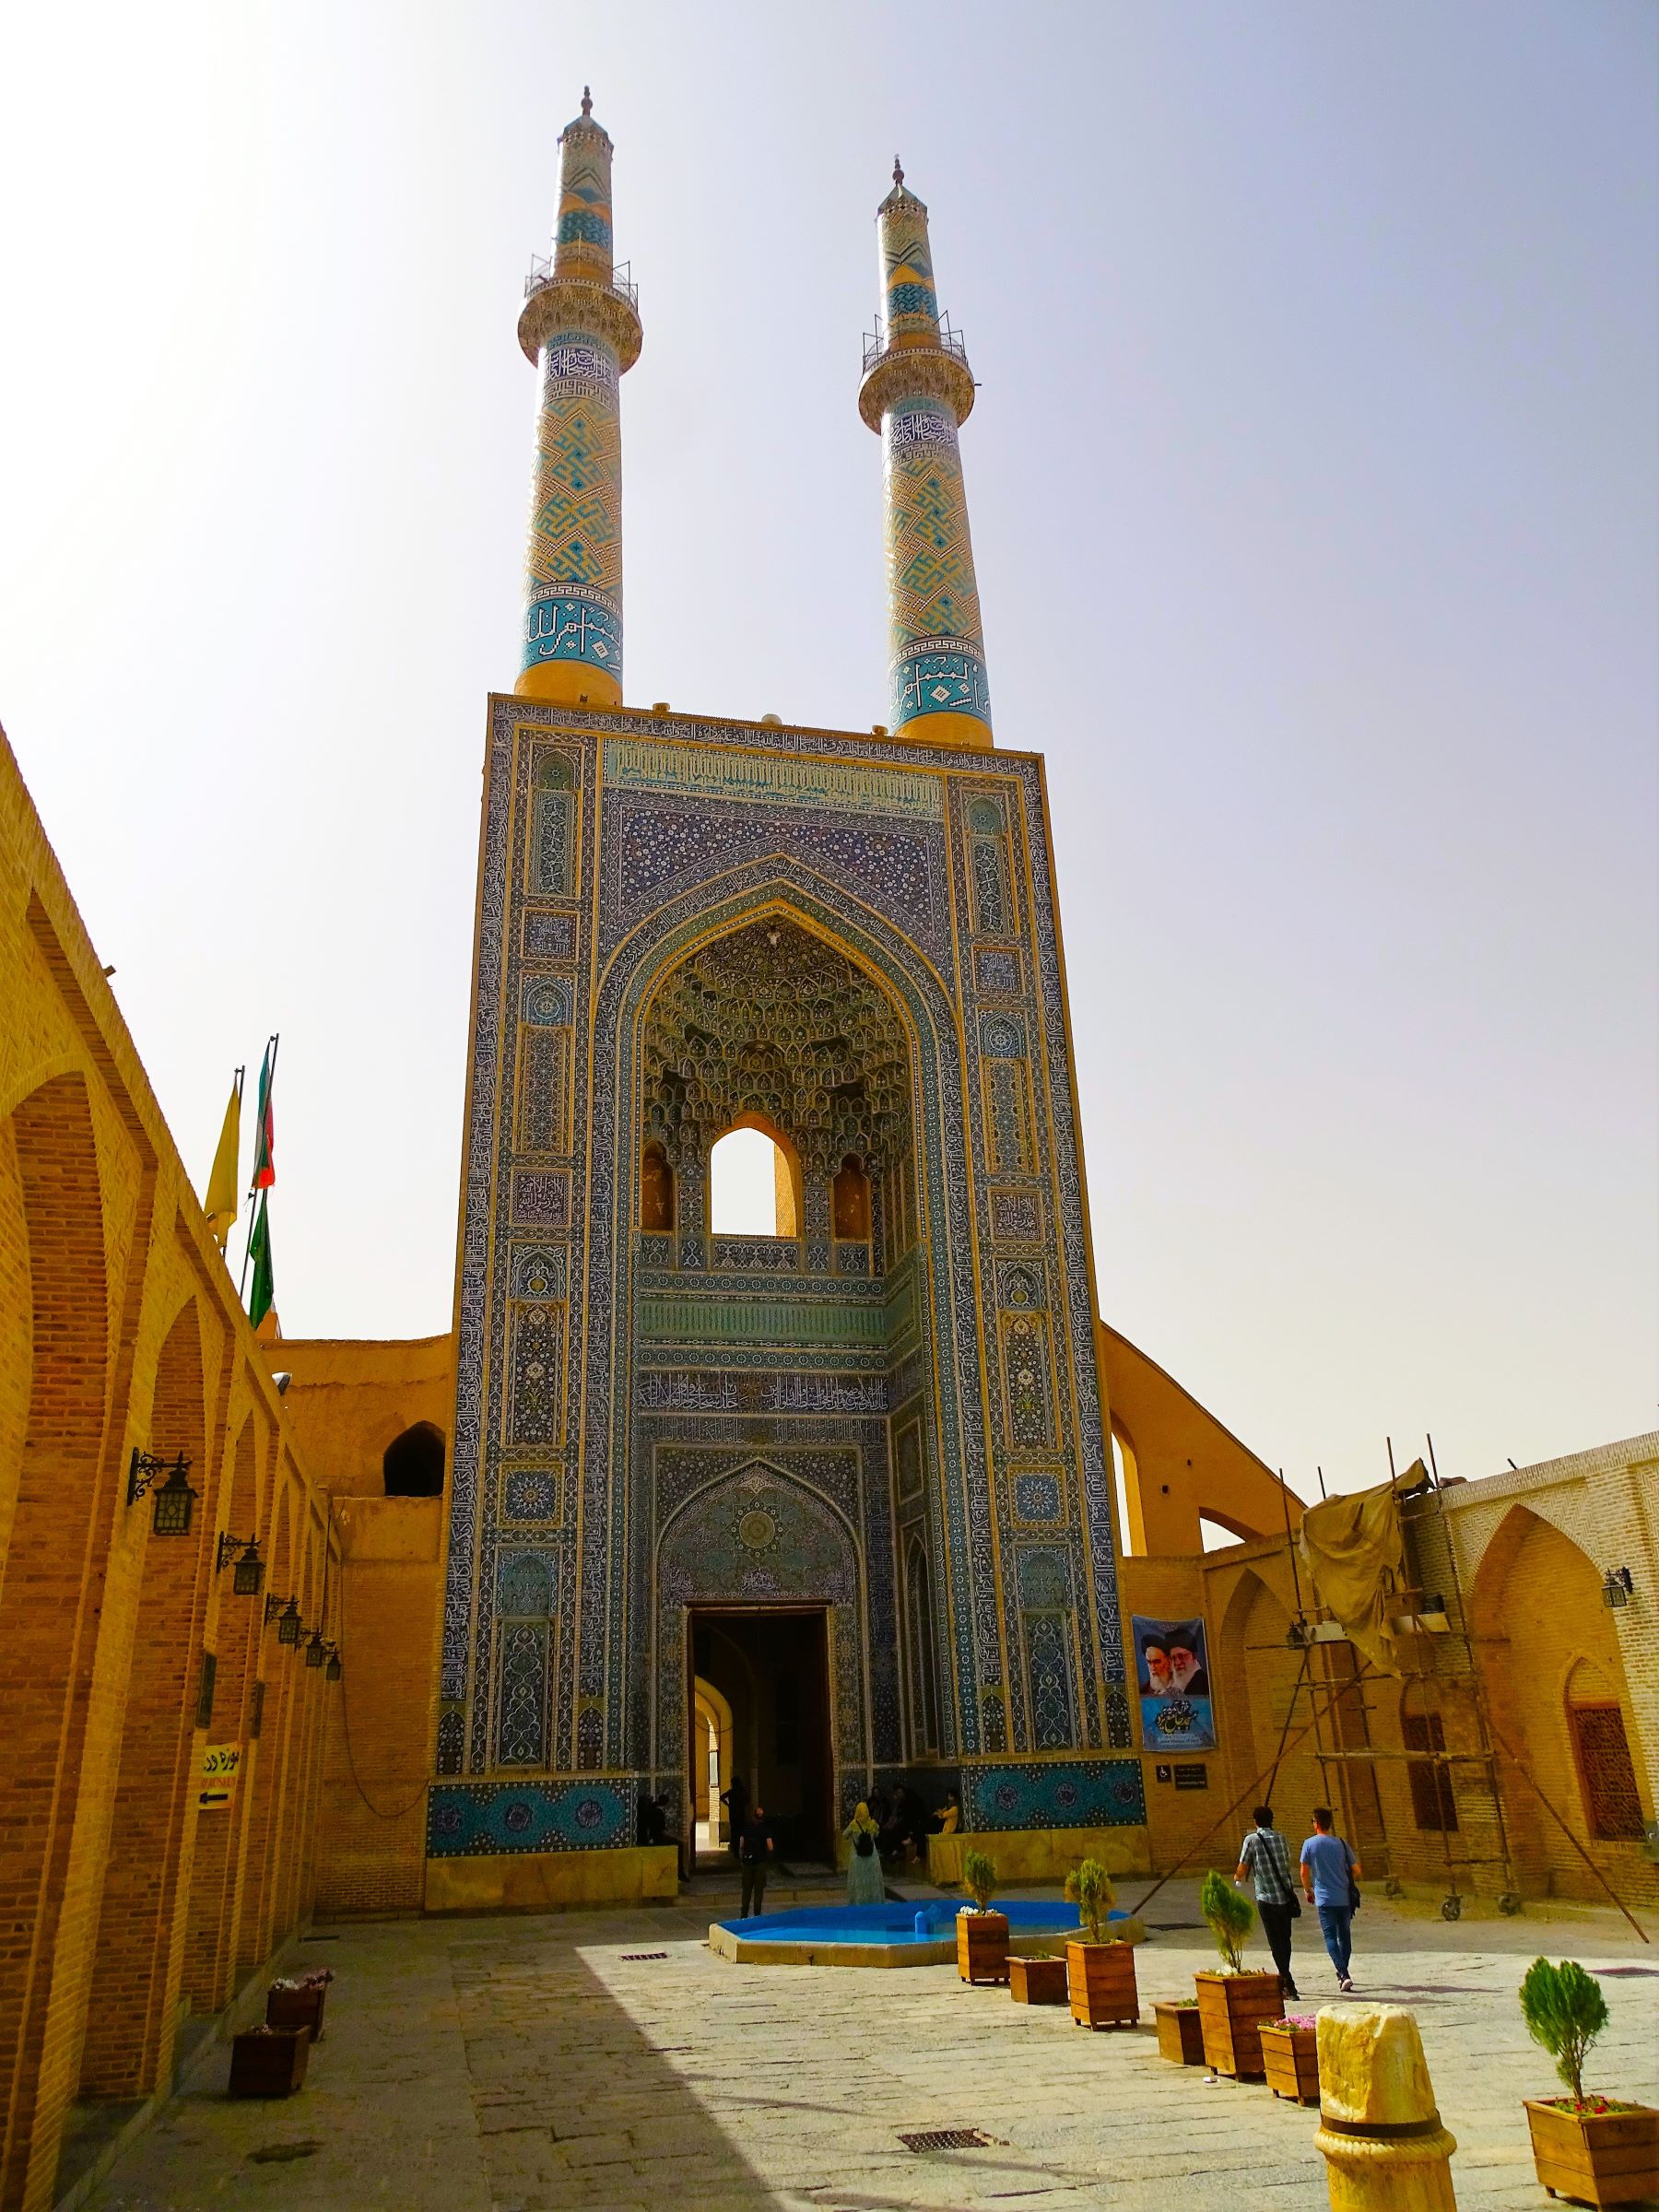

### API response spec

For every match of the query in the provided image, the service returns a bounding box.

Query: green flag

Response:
[247,1192,275,1329]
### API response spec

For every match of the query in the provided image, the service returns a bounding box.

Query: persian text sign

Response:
[199,1742,242,1811]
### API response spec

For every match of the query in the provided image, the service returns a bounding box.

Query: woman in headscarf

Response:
[844,1800,886,1905]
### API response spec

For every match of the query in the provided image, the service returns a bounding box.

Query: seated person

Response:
[638,1789,673,1847]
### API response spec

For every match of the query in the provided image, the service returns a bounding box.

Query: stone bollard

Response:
[1313,2005,1458,2211]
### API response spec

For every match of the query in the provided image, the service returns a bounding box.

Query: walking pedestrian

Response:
[1300,1806,1362,1992]
[1235,1803,1300,1999]
[843,1801,885,1906]
[720,1771,748,1859]
[738,1801,775,1919]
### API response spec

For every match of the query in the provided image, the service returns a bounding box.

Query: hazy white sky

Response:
[2,2,1653,1499]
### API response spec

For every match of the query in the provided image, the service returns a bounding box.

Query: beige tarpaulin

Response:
[1297,1464,1428,1674]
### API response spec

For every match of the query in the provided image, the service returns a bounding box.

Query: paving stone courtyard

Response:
[85,1877,1659,2211]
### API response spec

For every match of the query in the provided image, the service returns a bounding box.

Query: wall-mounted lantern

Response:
[1603,1566,1634,1609]
[304,1630,328,1669]
[128,1450,197,1536]
[265,1592,303,1642]
[217,1532,265,1596]
[325,1646,343,1683]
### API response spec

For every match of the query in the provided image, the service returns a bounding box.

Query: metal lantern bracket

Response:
[265,1592,305,1642]
[218,1532,265,1594]
[128,1450,197,1535]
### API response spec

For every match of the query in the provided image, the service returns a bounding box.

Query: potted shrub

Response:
[1520,1957,1659,2206]
[229,2023,311,2099]
[1194,1869,1282,2080]
[1154,1997,1206,2066]
[1062,1857,1138,2030]
[1260,2011,1321,2105]
[956,1850,1009,1985]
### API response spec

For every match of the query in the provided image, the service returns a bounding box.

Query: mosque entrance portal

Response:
[689,1606,833,1866]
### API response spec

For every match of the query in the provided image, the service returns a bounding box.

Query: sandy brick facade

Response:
[1115,1436,1658,1912]
[0,730,345,2209]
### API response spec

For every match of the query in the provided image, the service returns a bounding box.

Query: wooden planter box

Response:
[1523,2098,1659,2206]
[1194,1970,1282,2079]
[265,1983,326,2038]
[1008,1955,1067,2006]
[957,1911,1009,1985]
[1066,1939,1139,2030]
[1260,2021,1319,2105]
[1155,2001,1206,2065]
[229,2027,311,2099]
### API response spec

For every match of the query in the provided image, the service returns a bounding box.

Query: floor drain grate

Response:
[898,2128,994,2153]
[619,1950,669,1961]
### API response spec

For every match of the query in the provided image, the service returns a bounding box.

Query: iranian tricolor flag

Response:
[251,1036,278,1191]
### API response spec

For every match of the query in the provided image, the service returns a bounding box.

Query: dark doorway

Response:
[690,1606,832,1865]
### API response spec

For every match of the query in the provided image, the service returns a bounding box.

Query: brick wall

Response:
[0,728,354,2210]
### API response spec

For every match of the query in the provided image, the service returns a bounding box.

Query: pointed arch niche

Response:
[637,913,915,1271]
[1469,1503,1653,1894]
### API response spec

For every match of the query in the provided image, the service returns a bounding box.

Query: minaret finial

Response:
[513,88,641,707]
[857,173,991,748]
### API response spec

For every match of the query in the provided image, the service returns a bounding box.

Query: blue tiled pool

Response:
[708,1899,1141,1967]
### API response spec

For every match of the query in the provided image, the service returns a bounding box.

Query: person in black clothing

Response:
[720,1772,749,1859]
[638,1789,670,1847]
[738,1804,775,1917]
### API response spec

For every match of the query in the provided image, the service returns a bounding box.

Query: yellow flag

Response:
[204,1076,241,1249]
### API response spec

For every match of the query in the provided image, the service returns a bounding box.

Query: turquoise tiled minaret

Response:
[515,90,642,707]
[858,161,992,749]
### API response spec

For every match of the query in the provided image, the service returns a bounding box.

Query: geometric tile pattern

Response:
[442,698,1133,1850]
[427,1777,633,1855]
[963,1759,1147,1831]
[522,335,622,681]
[866,172,991,737]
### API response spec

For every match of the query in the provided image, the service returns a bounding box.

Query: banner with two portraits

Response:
[1133,1614,1216,1751]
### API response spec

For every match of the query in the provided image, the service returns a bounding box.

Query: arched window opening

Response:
[1400,1681,1458,1831]
[641,1141,675,1232]
[710,1124,797,1237]
[832,1155,871,1242]
[1566,1665,1644,1841]
[1111,1431,1138,1558]
[1200,1515,1247,1553]
[383,1421,445,1498]
[906,1539,940,1757]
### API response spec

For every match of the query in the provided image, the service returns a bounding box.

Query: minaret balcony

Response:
[518,259,642,369]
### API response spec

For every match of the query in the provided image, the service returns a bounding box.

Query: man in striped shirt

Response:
[1235,1804,1300,1998]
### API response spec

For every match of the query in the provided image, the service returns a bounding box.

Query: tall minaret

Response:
[858,161,992,749]
[514,90,642,707]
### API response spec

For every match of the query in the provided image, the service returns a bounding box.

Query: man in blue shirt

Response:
[1300,1806,1361,1990]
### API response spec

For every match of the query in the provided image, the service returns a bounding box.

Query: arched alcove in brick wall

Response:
[1470,1503,1655,1902]
[0,1076,110,2206]
[83,1293,212,2100]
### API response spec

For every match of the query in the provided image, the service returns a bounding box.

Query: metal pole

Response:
[1278,1470,1309,1624]
[1483,1713,1651,1944]
[1129,1664,1377,1921]
[1425,1430,1523,1900]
